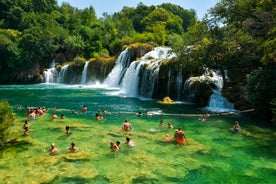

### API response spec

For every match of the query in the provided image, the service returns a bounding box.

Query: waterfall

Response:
[184,70,234,111]
[120,62,141,97]
[205,70,234,111]
[43,60,57,83]
[57,64,69,83]
[81,61,89,84]
[176,67,183,100]
[120,47,176,98]
[104,48,130,87]
[167,68,172,94]
[139,60,161,97]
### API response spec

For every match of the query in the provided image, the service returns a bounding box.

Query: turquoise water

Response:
[0,84,275,184]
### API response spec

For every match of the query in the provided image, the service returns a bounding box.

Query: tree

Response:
[247,65,276,120]
[141,7,184,35]
[0,29,22,82]
[159,3,197,31]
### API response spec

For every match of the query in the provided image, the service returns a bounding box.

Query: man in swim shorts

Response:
[174,127,186,143]
[122,120,132,131]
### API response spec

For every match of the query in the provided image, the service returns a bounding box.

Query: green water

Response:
[0,84,275,184]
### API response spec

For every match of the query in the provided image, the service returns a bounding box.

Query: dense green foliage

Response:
[0,0,275,120]
[0,0,196,83]
[0,102,14,146]
[176,0,276,121]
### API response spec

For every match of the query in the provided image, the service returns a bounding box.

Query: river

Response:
[0,84,275,183]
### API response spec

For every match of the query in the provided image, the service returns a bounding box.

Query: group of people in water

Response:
[48,141,79,155]
[21,104,241,155]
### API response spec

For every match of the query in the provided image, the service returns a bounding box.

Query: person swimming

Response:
[65,125,72,135]
[163,134,171,142]
[67,142,78,153]
[48,143,59,155]
[125,137,135,147]
[60,113,65,119]
[174,127,187,144]
[52,113,58,120]
[233,121,241,132]
[168,122,173,129]
[122,120,132,132]
[95,110,103,120]
[23,126,31,136]
[110,141,120,152]
[82,105,87,113]
[23,120,29,129]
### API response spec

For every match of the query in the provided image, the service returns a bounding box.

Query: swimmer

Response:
[52,113,58,120]
[95,110,103,120]
[233,121,241,132]
[122,120,132,132]
[65,125,71,135]
[71,110,78,114]
[23,120,29,129]
[199,115,206,122]
[160,120,164,126]
[205,113,210,118]
[67,142,78,153]
[48,143,59,154]
[168,122,173,129]
[60,113,65,119]
[82,105,87,113]
[110,141,120,152]
[28,110,36,119]
[23,126,31,136]
[125,137,135,147]
[163,134,171,142]
[37,108,44,115]
[174,127,187,144]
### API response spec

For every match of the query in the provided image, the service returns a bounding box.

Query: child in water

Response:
[233,121,241,132]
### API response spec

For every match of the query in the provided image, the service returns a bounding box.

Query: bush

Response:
[0,102,14,146]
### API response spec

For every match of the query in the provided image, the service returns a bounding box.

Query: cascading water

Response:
[185,70,234,112]
[81,61,89,85]
[205,70,234,112]
[167,68,172,94]
[120,62,141,97]
[57,64,69,83]
[120,47,176,98]
[40,47,234,112]
[43,60,57,83]
[176,67,183,100]
[104,48,130,87]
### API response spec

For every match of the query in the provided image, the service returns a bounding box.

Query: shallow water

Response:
[0,84,275,184]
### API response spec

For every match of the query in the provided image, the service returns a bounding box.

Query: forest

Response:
[0,0,275,122]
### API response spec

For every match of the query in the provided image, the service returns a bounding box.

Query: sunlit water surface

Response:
[0,84,275,184]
